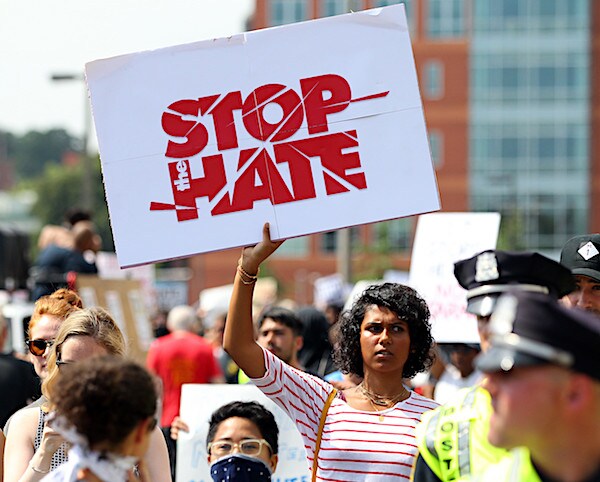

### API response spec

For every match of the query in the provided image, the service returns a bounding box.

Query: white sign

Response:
[86,5,439,268]
[408,212,501,343]
[177,384,309,482]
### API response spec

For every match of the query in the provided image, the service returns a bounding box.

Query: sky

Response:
[0,0,254,146]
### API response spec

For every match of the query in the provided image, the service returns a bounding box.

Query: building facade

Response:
[186,0,599,304]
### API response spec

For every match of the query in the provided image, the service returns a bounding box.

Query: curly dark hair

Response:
[49,356,157,449]
[332,283,434,378]
[207,401,279,455]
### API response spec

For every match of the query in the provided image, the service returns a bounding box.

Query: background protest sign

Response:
[177,384,309,482]
[408,212,501,343]
[86,4,439,268]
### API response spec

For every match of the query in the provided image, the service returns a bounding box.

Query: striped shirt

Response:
[251,348,439,481]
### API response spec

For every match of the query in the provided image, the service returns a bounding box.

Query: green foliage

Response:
[2,129,79,180]
[497,210,525,251]
[22,156,114,256]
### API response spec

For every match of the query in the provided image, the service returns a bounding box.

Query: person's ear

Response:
[269,454,278,472]
[295,335,304,352]
[565,374,593,412]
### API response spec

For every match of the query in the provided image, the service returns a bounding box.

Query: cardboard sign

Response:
[75,275,154,360]
[86,4,439,268]
[408,212,501,343]
[177,384,309,482]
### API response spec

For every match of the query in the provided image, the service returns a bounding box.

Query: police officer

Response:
[412,250,576,482]
[469,291,600,481]
[560,234,600,316]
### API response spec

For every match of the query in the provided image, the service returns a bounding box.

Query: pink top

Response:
[252,348,439,481]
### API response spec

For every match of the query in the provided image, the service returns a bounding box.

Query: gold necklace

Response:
[358,382,409,421]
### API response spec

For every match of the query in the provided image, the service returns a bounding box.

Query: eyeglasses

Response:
[26,339,54,356]
[207,438,272,457]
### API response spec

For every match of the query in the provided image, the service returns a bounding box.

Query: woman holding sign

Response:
[224,224,439,481]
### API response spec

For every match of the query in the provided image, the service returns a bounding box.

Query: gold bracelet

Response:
[30,462,50,474]
[238,264,259,280]
[237,266,258,285]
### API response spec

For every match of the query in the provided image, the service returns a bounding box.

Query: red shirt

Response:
[147,332,221,426]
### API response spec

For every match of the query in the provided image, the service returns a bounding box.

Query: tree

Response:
[22,156,114,256]
[1,128,79,180]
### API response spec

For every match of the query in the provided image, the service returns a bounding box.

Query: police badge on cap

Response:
[454,250,575,317]
[476,291,600,381]
[560,234,600,282]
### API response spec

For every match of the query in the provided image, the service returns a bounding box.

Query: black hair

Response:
[206,401,279,454]
[257,306,303,337]
[333,283,434,378]
[50,356,157,449]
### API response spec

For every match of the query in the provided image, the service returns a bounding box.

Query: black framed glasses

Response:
[207,438,272,457]
[26,339,54,356]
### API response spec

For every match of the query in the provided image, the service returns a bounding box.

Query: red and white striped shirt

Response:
[252,348,439,481]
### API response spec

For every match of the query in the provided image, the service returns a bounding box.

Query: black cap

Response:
[560,234,600,282]
[476,291,600,381]
[454,250,576,317]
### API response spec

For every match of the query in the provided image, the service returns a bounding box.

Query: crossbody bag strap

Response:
[311,388,338,482]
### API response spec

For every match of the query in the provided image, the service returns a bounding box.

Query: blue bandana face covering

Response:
[210,453,272,482]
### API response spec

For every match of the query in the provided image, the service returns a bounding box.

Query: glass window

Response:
[321,228,359,253]
[373,219,412,252]
[428,0,464,38]
[270,0,308,26]
[320,0,347,17]
[272,236,308,257]
[428,130,443,168]
[424,60,444,99]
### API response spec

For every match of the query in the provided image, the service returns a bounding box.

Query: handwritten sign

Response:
[86,5,439,267]
[176,384,309,482]
[408,212,501,343]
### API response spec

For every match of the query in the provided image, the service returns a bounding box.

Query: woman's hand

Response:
[238,223,284,275]
[38,423,66,460]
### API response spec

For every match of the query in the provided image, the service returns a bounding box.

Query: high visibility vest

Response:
[467,448,541,482]
[416,386,509,481]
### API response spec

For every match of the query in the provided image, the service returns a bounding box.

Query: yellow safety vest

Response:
[416,386,509,481]
[466,448,541,482]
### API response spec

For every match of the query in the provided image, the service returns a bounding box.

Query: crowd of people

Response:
[1,228,599,481]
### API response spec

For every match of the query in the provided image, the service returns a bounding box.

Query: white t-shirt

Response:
[433,365,484,405]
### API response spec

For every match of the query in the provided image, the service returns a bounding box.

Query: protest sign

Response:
[86,4,439,268]
[408,212,501,343]
[177,384,309,482]
[75,275,154,359]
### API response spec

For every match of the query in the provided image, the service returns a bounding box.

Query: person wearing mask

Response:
[412,250,576,482]
[560,233,600,315]
[468,291,600,481]
[206,401,278,482]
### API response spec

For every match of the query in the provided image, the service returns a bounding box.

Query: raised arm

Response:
[223,223,283,378]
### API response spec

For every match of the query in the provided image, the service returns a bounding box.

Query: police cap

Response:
[454,250,575,317]
[560,234,600,283]
[476,291,600,381]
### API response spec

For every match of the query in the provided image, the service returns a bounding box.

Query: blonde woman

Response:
[4,308,171,482]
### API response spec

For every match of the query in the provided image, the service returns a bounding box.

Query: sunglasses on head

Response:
[26,339,54,356]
